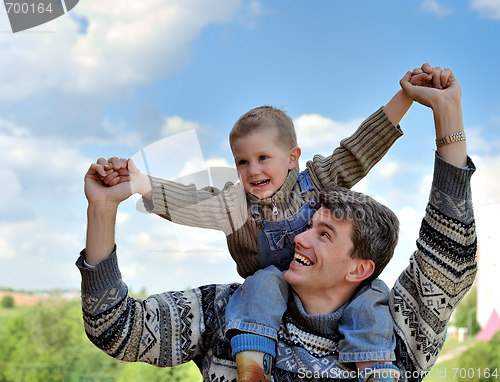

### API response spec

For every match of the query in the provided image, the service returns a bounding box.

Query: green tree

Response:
[456,331,500,382]
[0,299,201,382]
[453,286,481,336]
[0,295,14,309]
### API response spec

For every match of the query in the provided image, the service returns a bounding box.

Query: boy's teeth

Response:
[294,253,313,266]
[252,179,269,186]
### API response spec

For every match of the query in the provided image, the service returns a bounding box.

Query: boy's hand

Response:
[97,157,152,198]
[400,66,461,110]
[97,157,130,187]
[408,63,451,89]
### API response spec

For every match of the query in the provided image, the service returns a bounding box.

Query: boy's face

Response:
[231,129,300,200]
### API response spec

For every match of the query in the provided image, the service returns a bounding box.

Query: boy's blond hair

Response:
[229,106,297,151]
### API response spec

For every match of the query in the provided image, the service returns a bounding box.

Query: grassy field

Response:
[423,338,476,382]
[0,304,32,330]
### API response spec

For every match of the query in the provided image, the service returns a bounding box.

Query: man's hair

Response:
[229,106,297,151]
[319,186,400,283]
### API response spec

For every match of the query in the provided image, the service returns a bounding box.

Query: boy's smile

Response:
[231,129,300,200]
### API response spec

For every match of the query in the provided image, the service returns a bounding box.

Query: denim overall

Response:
[225,169,319,341]
[253,169,319,271]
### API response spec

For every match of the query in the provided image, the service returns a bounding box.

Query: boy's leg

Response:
[225,265,289,381]
[358,363,400,382]
[338,280,400,382]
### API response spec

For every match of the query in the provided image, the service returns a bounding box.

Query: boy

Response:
[100,84,418,381]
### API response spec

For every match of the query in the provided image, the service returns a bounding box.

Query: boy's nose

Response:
[248,162,260,175]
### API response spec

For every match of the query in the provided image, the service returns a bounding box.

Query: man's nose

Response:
[294,230,310,248]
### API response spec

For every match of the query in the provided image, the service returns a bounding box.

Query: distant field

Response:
[0,291,44,306]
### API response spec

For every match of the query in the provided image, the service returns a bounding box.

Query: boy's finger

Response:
[421,62,433,74]
[103,171,120,186]
[107,157,122,169]
[432,66,443,89]
[409,73,432,86]
[440,67,452,88]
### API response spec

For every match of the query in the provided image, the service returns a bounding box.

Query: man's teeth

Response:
[252,179,270,186]
[294,253,313,266]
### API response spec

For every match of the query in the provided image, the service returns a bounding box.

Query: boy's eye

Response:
[258,155,268,161]
[237,160,247,166]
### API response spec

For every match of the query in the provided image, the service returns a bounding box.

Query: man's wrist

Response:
[87,200,120,212]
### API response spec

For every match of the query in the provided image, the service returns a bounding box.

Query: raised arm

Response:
[308,106,403,190]
[99,156,247,235]
[80,160,222,369]
[391,65,477,376]
[84,161,133,265]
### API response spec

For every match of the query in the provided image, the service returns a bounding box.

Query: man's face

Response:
[231,129,297,200]
[284,207,359,296]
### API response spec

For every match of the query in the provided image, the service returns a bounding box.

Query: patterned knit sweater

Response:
[78,154,477,382]
[144,107,403,277]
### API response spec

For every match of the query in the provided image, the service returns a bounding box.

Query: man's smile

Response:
[294,252,314,266]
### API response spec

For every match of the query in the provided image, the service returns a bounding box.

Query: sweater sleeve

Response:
[307,107,403,189]
[143,177,248,236]
[76,249,217,367]
[390,154,477,375]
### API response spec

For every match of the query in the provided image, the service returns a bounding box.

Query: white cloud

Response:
[471,155,500,206]
[466,126,500,153]
[0,168,34,221]
[0,235,16,259]
[0,219,82,289]
[113,211,241,291]
[377,162,400,178]
[0,119,90,199]
[294,113,362,154]
[0,0,242,100]
[205,158,232,168]
[470,0,500,19]
[421,0,454,17]
[162,116,202,136]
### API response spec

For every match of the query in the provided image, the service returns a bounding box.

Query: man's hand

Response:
[98,157,152,198]
[98,157,130,186]
[84,160,132,207]
[400,65,461,111]
[401,63,466,168]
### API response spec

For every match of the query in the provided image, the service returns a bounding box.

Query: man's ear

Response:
[345,259,375,283]
[288,146,301,170]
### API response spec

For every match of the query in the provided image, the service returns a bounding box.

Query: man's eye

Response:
[305,223,312,230]
[321,232,331,240]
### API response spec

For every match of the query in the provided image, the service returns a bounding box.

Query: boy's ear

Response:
[345,259,375,283]
[288,146,301,170]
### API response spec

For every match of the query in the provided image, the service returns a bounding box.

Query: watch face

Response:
[4,0,80,33]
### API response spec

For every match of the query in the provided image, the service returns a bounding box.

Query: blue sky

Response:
[1,0,499,294]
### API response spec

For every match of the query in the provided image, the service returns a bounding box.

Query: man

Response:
[78,65,477,382]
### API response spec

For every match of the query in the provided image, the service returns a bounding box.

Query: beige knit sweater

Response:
[145,107,403,277]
